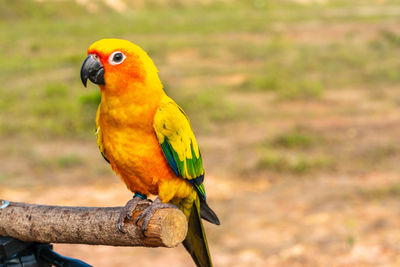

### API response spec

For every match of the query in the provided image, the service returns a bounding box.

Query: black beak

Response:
[80,54,105,87]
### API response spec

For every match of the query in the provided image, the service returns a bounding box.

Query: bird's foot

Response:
[135,197,178,235]
[118,194,151,233]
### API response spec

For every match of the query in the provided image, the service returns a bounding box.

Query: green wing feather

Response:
[153,96,206,199]
[155,97,218,267]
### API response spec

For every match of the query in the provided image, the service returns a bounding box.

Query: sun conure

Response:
[80,38,220,267]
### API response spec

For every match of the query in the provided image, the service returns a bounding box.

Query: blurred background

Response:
[1,0,400,266]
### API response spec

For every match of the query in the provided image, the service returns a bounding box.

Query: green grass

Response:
[256,150,333,174]
[1,0,400,137]
[178,89,244,131]
[272,127,323,149]
[356,184,400,200]
[273,132,315,149]
[32,153,84,171]
[56,155,84,169]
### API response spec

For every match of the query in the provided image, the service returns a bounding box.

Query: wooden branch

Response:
[0,200,187,248]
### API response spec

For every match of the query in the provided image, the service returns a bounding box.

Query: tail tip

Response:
[200,200,221,225]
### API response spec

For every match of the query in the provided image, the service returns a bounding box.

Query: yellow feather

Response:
[95,105,107,160]
[153,96,204,177]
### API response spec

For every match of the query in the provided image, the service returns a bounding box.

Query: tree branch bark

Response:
[0,200,187,248]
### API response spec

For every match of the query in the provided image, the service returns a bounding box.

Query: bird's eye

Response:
[109,51,126,65]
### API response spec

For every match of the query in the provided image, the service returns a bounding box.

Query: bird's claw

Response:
[135,197,178,236]
[117,197,151,234]
[117,222,125,234]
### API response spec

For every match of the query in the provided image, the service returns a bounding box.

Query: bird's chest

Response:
[97,100,174,194]
[100,122,172,195]
[100,101,157,162]
[102,121,159,173]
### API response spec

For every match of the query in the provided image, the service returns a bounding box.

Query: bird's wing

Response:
[153,96,206,199]
[96,105,109,163]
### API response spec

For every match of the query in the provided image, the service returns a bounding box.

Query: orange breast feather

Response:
[98,92,193,201]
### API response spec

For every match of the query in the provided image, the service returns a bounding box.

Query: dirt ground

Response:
[2,1,400,266]
[2,87,400,266]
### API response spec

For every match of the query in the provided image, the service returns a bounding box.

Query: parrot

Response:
[80,38,220,267]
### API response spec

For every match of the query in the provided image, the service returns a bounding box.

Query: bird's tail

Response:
[182,196,214,267]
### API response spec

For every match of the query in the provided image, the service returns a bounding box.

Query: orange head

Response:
[80,39,162,95]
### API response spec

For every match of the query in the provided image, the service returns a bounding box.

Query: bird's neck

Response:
[99,79,165,129]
